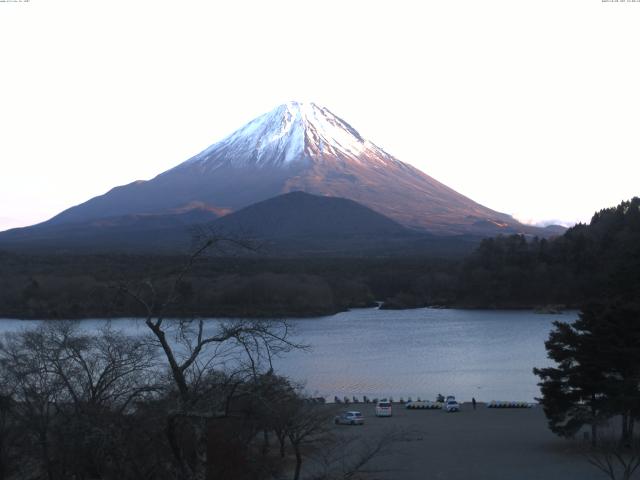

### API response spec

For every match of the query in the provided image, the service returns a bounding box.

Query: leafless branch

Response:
[584,430,640,480]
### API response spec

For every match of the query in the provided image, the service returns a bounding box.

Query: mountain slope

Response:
[0,192,483,256]
[40,102,544,236]
[0,207,220,253]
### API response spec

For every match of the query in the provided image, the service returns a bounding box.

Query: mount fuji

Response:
[1,102,559,252]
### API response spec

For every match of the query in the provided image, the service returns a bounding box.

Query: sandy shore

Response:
[324,402,604,480]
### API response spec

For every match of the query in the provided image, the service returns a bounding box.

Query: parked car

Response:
[445,395,456,404]
[334,411,364,425]
[445,400,460,412]
[375,399,392,417]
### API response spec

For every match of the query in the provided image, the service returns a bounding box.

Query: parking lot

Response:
[325,402,605,480]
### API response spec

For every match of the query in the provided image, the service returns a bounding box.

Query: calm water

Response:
[0,308,576,402]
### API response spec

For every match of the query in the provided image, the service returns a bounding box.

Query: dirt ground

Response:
[324,402,607,480]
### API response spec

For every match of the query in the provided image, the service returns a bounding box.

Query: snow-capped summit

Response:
[179,101,396,171]
[41,101,534,236]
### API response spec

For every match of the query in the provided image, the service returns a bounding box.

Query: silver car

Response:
[334,411,364,425]
[445,400,460,412]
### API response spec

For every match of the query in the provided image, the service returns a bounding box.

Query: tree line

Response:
[0,253,451,319]
[458,197,640,308]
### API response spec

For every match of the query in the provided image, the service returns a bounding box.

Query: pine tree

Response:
[534,299,640,445]
[534,312,608,445]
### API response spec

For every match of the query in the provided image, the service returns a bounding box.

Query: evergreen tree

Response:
[534,310,609,445]
[586,301,640,443]
[534,299,640,445]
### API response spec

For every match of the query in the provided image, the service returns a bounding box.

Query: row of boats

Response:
[333,395,454,406]
[406,401,444,409]
[486,401,533,408]
[330,396,534,408]
[334,395,382,404]
[333,395,437,405]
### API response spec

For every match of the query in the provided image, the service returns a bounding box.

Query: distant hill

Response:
[0,192,482,256]
[208,191,480,256]
[212,191,406,238]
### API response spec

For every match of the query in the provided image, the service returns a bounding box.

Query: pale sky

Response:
[1,0,639,232]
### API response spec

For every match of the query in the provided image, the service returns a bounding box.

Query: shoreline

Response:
[0,304,579,321]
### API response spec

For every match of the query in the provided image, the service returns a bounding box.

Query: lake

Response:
[0,307,576,402]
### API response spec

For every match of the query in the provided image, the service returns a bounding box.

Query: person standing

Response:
[472,397,477,410]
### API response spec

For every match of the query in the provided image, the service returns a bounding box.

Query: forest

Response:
[0,197,638,319]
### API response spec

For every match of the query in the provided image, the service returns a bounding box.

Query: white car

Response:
[334,411,364,425]
[445,400,460,412]
[375,400,392,417]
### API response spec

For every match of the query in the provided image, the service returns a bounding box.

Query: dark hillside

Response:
[211,191,408,238]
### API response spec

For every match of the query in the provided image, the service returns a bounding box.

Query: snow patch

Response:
[177,101,397,170]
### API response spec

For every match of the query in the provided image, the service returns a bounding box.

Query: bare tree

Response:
[117,237,303,480]
[32,322,159,413]
[585,433,640,480]
[0,328,66,480]
[284,400,333,480]
[0,367,20,480]
[266,379,299,459]
[0,322,161,480]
